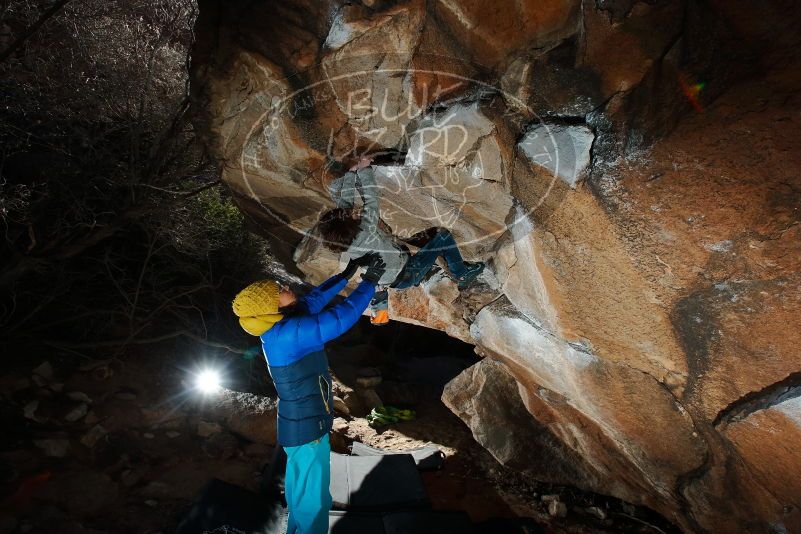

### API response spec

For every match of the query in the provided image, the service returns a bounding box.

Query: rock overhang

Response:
[190,1,801,531]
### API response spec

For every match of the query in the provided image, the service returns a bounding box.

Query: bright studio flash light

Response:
[195,369,222,394]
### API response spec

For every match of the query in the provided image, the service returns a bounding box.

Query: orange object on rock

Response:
[370,309,390,326]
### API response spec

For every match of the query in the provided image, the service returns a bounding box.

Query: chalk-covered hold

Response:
[519,123,594,187]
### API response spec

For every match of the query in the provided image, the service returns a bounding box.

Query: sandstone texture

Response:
[200,389,278,445]
[191,1,801,531]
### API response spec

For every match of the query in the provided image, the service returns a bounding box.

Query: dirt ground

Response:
[0,324,677,533]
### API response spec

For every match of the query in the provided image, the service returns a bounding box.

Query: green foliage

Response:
[163,183,271,285]
[176,186,248,253]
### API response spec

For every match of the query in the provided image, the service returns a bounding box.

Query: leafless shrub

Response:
[0,0,268,355]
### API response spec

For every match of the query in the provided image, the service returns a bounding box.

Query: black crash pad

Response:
[329,509,474,534]
[176,479,472,534]
[175,479,284,534]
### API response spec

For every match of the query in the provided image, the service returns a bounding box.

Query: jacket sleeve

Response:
[329,171,358,209]
[295,280,376,345]
[356,166,380,232]
[298,275,348,315]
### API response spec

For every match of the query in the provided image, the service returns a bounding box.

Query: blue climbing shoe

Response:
[457,262,485,290]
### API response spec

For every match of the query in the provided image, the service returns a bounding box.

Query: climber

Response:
[318,155,485,326]
[231,253,386,534]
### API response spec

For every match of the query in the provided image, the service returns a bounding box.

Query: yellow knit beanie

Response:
[232,280,284,336]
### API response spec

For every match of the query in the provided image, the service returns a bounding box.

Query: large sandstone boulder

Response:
[443,357,599,487]
[191,1,801,531]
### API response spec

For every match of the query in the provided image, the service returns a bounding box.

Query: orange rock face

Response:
[191,1,801,531]
[431,0,580,68]
[721,398,801,531]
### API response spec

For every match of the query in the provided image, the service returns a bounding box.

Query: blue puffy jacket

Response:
[260,275,375,447]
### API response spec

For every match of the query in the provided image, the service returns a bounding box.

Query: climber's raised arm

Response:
[297,257,365,314]
[292,278,376,348]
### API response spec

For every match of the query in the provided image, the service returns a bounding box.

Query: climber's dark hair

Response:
[318,207,361,253]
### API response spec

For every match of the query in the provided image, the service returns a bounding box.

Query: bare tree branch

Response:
[0,1,266,357]
[0,0,74,63]
[42,330,247,354]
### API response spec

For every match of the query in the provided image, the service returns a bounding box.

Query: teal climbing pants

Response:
[283,433,332,534]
